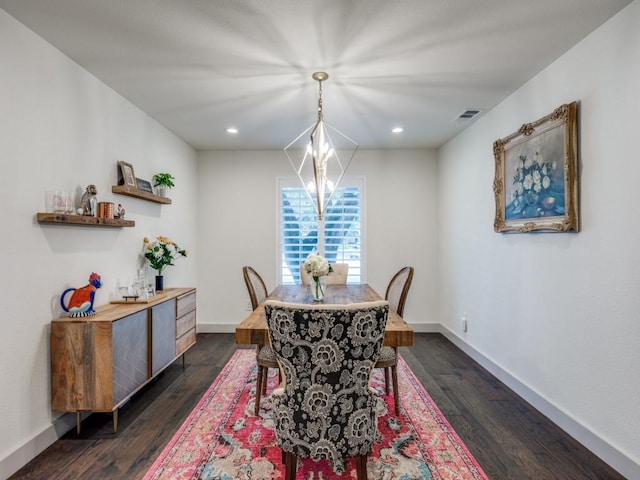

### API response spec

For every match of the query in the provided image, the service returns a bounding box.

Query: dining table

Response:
[235,283,414,348]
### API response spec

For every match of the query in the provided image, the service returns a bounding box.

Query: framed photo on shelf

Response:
[493,101,579,233]
[118,161,137,188]
[136,178,153,193]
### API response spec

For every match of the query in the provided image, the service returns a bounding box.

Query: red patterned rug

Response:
[143,349,488,479]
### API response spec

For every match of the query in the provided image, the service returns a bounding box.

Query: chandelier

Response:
[284,72,358,220]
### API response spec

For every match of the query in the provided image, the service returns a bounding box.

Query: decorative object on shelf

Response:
[97,202,114,219]
[136,178,154,193]
[284,72,358,220]
[79,184,98,216]
[303,253,333,301]
[153,172,175,198]
[60,272,102,317]
[493,101,578,233]
[142,235,187,291]
[45,190,75,214]
[118,161,137,187]
[114,203,125,219]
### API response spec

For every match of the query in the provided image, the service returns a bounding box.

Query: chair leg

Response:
[284,451,297,480]
[385,367,392,394]
[391,365,400,415]
[356,454,368,480]
[255,366,264,416]
[262,367,268,394]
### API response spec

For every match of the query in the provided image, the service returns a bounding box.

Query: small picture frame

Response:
[118,161,137,188]
[136,178,153,193]
[493,101,579,233]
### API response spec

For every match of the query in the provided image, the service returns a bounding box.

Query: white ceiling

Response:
[0,0,631,150]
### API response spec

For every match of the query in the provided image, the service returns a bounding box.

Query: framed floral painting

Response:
[493,101,579,233]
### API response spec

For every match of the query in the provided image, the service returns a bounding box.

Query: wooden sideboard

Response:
[51,287,196,433]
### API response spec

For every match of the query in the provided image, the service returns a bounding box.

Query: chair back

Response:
[326,263,348,284]
[242,266,268,310]
[385,266,414,316]
[300,262,349,285]
[265,299,389,475]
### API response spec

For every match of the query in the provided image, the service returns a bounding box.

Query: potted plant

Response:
[153,172,175,197]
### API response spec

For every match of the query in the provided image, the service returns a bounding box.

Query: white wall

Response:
[5,0,638,475]
[438,1,640,477]
[0,10,198,478]
[196,149,438,333]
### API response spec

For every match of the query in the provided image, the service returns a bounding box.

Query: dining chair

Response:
[242,266,279,416]
[375,266,414,415]
[265,299,390,479]
[299,262,349,285]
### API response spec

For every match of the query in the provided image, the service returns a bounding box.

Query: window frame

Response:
[276,176,366,285]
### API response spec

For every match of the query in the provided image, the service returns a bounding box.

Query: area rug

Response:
[143,349,488,480]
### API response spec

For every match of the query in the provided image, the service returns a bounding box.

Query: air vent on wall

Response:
[454,109,483,123]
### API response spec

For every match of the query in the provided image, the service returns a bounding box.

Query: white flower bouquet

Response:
[303,253,333,279]
[303,253,334,301]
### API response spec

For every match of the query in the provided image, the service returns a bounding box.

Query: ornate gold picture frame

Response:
[493,101,579,233]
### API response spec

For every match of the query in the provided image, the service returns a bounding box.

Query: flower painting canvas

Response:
[504,127,564,220]
[493,102,579,233]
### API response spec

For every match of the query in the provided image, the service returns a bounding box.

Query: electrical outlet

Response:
[245,300,253,311]
[462,314,468,332]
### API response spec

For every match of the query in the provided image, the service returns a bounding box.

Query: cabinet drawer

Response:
[176,291,196,317]
[176,309,196,338]
[176,328,196,356]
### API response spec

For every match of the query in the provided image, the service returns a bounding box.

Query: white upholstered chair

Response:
[300,262,349,285]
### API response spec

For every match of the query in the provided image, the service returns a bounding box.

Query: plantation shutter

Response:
[278,178,364,284]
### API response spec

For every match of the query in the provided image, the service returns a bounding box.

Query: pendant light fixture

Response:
[284,72,358,220]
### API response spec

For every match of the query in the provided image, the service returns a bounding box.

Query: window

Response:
[278,177,365,284]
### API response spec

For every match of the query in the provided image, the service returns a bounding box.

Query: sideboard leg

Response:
[113,408,118,433]
[182,353,186,369]
[76,411,81,435]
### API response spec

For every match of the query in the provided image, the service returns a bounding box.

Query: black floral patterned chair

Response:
[264,299,390,480]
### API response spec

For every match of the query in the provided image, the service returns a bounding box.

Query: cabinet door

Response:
[112,310,148,405]
[151,299,176,375]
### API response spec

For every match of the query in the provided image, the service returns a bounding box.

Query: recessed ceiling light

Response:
[226,127,238,134]
[392,127,404,134]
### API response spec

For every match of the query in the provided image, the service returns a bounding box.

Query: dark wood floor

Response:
[10,333,624,480]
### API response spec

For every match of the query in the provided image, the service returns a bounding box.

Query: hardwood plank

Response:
[10,334,625,480]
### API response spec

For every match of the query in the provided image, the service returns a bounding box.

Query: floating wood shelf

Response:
[37,213,135,227]
[112,185,172,204]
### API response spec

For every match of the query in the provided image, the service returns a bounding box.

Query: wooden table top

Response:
[235,284,414,347]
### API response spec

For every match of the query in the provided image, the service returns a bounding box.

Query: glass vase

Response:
[312,276,326,301]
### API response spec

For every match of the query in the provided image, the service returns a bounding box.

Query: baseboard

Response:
[197,323,238,333]
[407,322,440,333]
[0,412,78,479]
[439,326,640,480]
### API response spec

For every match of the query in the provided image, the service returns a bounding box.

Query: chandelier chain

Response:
[317,78,324,121]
